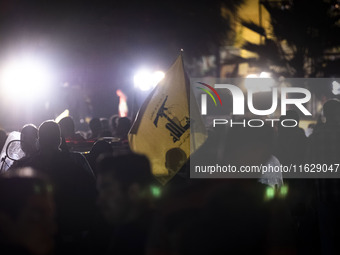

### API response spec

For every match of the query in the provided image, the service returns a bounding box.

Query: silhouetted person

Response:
[100,118,112,137]
[276,111,317,254]
[96,153,155,255]
[20,124,38,157]
[306,123,315,137]
[276,110,307,165]
[100,118,110,130]
[88,118,102,139]
[58,116,85,142]
[109,114,119,137]
[10,120,97,245]
[308,99,340,164]
[0,167,56,255]
[165,148,187,175]
[58,116,86,153]
[87,140,113,176]
[57,117,93,174]
[0,129,7,152]
[157,148,188,185]
[116,117,131,141]
[9,125,39,171]
[148,122,296,255]
[0,128,7,153]
[307,99,340,254]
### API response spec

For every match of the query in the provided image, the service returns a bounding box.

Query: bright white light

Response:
[55,109,70,123]
[134,70,152,91]
[1,58,51,98]
[332,81,340,95]
[245,72,275,92]
[134,70,165,91]
[246,74,258,78]
[246,72,272,79]
[260,72,271,78]
[153,71,165,83]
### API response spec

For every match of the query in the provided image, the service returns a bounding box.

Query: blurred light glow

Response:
[134,70,165,91]
[265,187,275,200]
[150,185,161,198]
[17,167,35,177]
[1,58,51,98]
[153,71,165,83]
[245,72,275,92]
[332,81,340,95]
[246,74,258,78]
[116,89,128,117]
[55,109,69,123]
[280,185,288,197]
[259,72,271,78]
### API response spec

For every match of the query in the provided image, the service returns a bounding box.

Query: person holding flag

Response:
[128,52,207,184]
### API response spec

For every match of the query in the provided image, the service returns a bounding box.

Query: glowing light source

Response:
[279,185,289,197]
[1,58,51,99]
[133,70,165,91]
[153,71,165,83]
[332,81,340,95]
[150,185,161,198]
[245,72,275,92]
[116,89,128,117]
[265,186,275,200]
[246,74,258,78]
[55,109,70,123]
[259,72,271,78]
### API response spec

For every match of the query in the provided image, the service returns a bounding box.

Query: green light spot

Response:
[34,185,41,194]
[266,187,275,200]
[150,186,161,198]
[47,185,53,193]
[280,185,288,197]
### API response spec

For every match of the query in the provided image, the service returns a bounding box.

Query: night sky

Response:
[0,0,235,129]
[0,0,233,83]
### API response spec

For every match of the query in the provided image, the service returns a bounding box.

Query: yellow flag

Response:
[128,54,207,184]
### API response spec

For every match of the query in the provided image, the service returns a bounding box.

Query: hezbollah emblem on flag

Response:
[129,54,207,185]
[153,96,190,143]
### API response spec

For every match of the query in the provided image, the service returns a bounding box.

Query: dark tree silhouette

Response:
[241,0,340,78]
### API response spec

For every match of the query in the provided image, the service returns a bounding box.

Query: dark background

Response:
[0,0,241,130]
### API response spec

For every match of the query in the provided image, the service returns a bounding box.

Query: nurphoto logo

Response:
[196,82,312,128]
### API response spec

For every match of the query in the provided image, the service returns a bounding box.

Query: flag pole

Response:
[180,49,197,152]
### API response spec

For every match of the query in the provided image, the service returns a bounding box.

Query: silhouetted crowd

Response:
[1,99,340,255]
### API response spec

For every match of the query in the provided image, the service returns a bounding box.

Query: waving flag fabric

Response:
[128,54,207,184]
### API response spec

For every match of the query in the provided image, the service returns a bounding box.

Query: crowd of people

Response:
[0,99,340,255]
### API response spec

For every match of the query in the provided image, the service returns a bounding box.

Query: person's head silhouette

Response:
[109,114,119,135]
[165,148,187,174]
[323,99,340,124]
[20,124,38,156]
[116,117,131,140]
[89,118,102,138]
[58,116,76,139]
[38,121,61,152]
